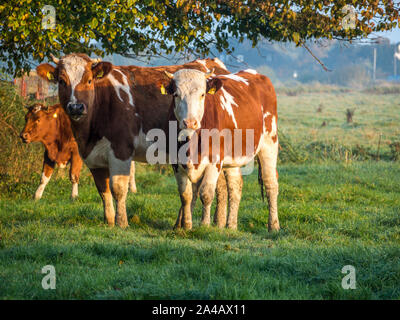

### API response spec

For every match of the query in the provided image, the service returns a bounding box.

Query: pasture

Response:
[0,87,399,299]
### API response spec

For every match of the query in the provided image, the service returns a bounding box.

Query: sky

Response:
[377,28,400,43]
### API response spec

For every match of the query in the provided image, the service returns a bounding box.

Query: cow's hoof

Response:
[173,223,181,230]
[226,224,238,230]
[214,223,226,229]
[268,222,280,232]
[117,221,129,229]
[182,223,192,230]
[129,186,137,193]
[200,220,211,227]
[105,221,115,227]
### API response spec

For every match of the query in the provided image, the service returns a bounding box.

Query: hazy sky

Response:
[378,28,400,43]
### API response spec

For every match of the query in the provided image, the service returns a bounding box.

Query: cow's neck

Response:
[41,116,71,161]
[69,86,111,159]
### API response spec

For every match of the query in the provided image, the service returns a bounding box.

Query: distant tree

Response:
[346,108,355,123]
[0,0,399,75]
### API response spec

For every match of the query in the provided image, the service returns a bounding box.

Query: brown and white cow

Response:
[35,54,233,229]
[20,103,83,200]
[163,69,280,231]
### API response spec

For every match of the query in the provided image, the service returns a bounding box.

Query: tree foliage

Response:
[0,0,399,76]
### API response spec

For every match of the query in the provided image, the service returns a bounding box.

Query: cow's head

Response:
[162,69,222,139]
[20,103,59,143]
[36,54,112,121]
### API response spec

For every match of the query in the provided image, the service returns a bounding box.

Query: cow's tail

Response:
[257,157,265,202]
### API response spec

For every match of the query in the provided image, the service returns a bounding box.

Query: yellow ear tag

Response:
[207,87,216,94]
[160,84,167,95]
[97,70,104,78]
[53,113,57,118]
[47,72,54,81]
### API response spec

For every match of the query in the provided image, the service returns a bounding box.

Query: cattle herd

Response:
[19,54,280,232]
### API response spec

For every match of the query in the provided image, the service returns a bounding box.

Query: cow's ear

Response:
[159,80,175,95]
[36,63,58,83]
[92,62,112,79]
[206,78,222,94]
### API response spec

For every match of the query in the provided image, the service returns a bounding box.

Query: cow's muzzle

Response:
[182,119,200,130]
[20,132,30,143]
[66,103,87,119]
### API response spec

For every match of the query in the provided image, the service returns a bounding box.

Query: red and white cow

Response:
[163,69,280,231]
[36,54,234,229]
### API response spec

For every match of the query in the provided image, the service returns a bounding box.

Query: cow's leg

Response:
[225,167,243,230]
[199,165,220,226]
[34,152,55,200]
[213,171,228,228]
[174,167,193,230]
[109,154,131,229]
[258,135,280,232]
[69,151,83,200]
[128,160,137,193]
[90,168,115,226]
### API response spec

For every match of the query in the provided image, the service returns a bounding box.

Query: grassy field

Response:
[0,162,399,299]
[0,87,399,299]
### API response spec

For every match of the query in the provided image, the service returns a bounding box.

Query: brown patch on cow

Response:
[272,134,278,143]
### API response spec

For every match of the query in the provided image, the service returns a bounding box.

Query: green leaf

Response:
[91,18,98,28]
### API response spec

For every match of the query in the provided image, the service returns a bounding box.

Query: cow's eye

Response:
[88,79,92,84]
[173,93,178,97]
[36,119,40,123]
[201,93,205,97]
[59,79,66,86]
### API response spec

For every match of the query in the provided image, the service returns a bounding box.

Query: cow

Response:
[162,69,280,231]
[20,103,83,200]
[20,102,138,200]
[35,54,235,229]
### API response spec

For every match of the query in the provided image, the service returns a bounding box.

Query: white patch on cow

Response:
[270,115,277,138]
[71,182,78,199]
[58,163,67,169]
[62,55,87,104]
[195,59,209,72]
[213,58,228,70]
[244,69,257,74]
[129,161,137,193]
[35,172,51,200]
[221,73,249,85]
[223,155,255,167]
[219,87,238,128]
[263,111,271,118]
[84,137,111,169]
[108,69,134,106]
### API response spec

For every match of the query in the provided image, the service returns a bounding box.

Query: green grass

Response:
[0,162,399,299]
[1,88,399,299]
[278,92,400,161]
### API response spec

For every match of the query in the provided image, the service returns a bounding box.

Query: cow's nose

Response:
[67,103,85,116]
[183,119,199,130]
[20,132,29,142]
[20,132,28,139]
